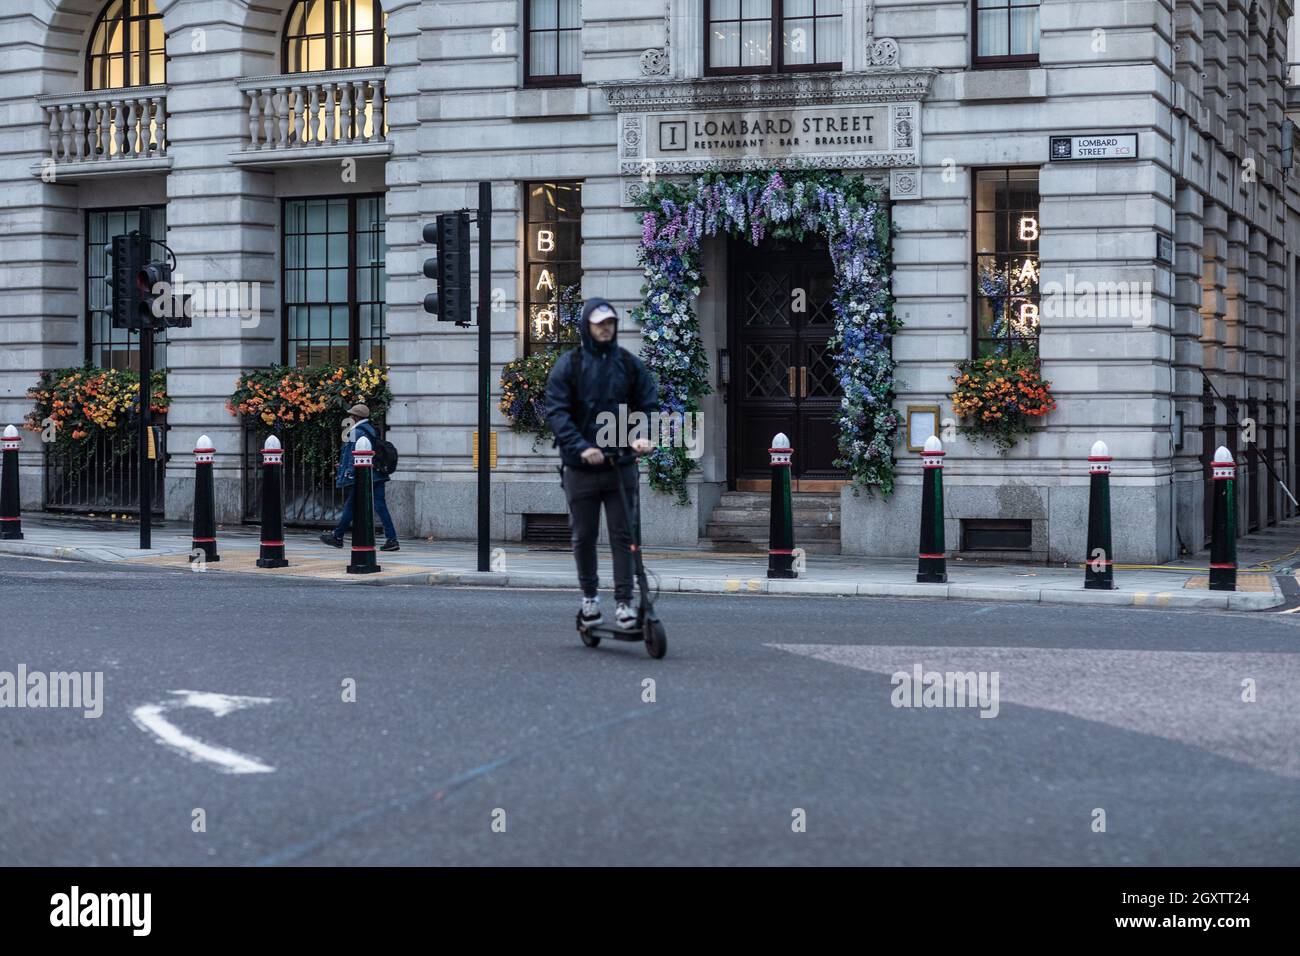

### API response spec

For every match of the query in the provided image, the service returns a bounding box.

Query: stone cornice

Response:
[601,69,939,112]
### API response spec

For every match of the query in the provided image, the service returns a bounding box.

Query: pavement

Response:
[0,511,1294,611]
[0,552,1297,866]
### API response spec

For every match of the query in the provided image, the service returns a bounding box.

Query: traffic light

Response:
[138,260,167,328]
[108,233,148,331]
[422,211,471,326]
[138,260,193,329]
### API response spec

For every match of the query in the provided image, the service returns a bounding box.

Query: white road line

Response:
[131,690,276,775]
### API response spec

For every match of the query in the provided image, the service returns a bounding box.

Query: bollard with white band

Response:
[191,435,220,563]
[347,436,381,574]
[767,432,796,579]
[1209,446,1236,591]
[1084,440,1114,590]
[916,435,946,583]
[256,435,289,569]
[1,425,23,540]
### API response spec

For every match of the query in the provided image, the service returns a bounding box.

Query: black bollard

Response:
[256,435,289,568]
[917,436,947,583]
[1084,440,1115,589]
[191,434,220,563]
[768,432,796,579]
[347,435,381,574]
[1,425,23,540]
[1209,446,1236,591]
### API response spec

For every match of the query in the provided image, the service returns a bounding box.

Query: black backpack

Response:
[358,422,399,477]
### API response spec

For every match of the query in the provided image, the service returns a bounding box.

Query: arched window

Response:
[86,0,166,90]
[284,0,387,73]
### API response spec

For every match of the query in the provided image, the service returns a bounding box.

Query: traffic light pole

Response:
[137,207,153,550]
[477,182,491,573]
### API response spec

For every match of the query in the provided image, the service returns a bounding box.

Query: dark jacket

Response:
[543,297,660,470]
[335,419,388,488]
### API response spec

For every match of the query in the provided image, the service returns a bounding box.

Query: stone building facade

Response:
[2,0,1299,564]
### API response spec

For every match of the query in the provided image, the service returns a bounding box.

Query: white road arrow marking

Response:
[131,690,276,774]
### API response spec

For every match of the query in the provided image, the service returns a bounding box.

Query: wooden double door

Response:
[728,236,846,485]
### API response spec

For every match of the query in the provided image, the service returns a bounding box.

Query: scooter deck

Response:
[580,621,647,642]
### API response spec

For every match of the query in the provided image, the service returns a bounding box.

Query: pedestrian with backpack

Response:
[320,402,401,552]
[543,298,659,629]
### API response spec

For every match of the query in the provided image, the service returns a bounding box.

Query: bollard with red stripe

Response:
[1084,440,1115,590]
[767,432,796,579]
[347,435,381,574]
[256,435,289,568]
[1,424,23,540]
[191,434,220,563]
[1209,446,1236,591]
[916,435,947,583]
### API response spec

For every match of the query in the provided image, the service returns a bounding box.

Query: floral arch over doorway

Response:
[633,170,899,502]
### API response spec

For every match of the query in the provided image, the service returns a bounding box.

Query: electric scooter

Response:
[575,450,667,659]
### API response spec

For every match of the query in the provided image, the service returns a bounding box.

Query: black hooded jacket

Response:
[543,297,660,469]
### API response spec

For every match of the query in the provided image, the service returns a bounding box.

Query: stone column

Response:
[1173,183,1206,550]
[159,2,279,524]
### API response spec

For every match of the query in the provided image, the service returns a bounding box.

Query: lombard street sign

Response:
[603,71,935,205]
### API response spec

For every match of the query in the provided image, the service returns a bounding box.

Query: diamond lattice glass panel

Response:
[805,270,835,325]
[746,343,792,398]
[806,345,840,397]
[743,272,790,326]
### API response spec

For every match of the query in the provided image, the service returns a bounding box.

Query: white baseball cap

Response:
[588,304,617,324]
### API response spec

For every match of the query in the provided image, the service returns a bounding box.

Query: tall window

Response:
[86,0,166,90]
[973,168,1039,357]
[707,0,842,75]
[973,0,1039,66]
[283,195,388,366]
[524,182,583,355]
[86,206,168,371]
[525,0,581,85]
[284,0,387,73]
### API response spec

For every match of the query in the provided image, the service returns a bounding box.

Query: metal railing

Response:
[243,429,345,527]
[43,424,166,515]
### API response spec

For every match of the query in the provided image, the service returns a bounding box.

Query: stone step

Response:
[716,492,841,508]
[698,537,842,555]
[705,522,840,540]
[707,507,840,524]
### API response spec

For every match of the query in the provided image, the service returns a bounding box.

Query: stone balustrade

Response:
[236,68,387,152]
[36,86,167,164]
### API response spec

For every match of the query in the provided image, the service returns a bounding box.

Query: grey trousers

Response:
[562,462,638,602]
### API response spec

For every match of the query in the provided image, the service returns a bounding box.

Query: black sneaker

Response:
[381,539,400,552]
[320,532,344,548]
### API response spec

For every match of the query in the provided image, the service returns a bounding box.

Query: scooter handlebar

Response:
[603,447,650,466]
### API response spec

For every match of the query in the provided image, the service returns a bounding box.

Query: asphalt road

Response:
[0,553,1297,866]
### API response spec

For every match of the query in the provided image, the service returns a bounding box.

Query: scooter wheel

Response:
[645,621,667,659]
[576,612,600,648]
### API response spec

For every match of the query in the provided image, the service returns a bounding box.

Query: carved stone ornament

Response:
[890,168,921,201]
[621,114,643,158]
[602,70,938,112]
[640,48,670,76]
[870,38,900,67]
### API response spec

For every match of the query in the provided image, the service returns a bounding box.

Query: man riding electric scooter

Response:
[543,297,659,631]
